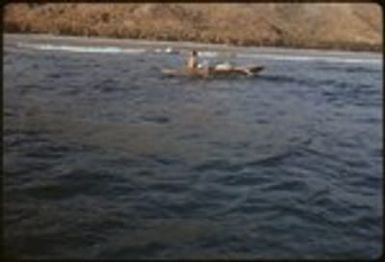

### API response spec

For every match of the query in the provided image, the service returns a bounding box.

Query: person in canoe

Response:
[187,50,199,69]
[186,49,213,76]
[165,49,262,77]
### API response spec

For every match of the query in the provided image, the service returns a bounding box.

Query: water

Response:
[3,34,383,259]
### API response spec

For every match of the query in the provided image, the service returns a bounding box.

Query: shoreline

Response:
[4,33,382,59]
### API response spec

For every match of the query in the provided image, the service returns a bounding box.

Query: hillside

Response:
[3,3,383,51]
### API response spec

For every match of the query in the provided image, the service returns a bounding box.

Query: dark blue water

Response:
[3,36,383,259]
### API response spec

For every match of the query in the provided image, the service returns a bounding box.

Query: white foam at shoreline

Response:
[16,43,146,54]
[237,53,381,65]
[199,51,218,58]
[15,42,381,65]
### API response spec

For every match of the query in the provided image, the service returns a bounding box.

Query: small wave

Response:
[260,180,309,192]
[316,65,380,74]
[145,154,180,166]
[141,116,171,124]
[199,51,218,58]
[237,53,381,65]
[16,43,146,54]
[192,150,295,173]
[193,159,244,173]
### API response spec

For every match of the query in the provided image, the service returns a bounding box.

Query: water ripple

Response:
[3,41,382,259]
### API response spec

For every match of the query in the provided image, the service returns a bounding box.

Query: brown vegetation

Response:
[4,3,383,51]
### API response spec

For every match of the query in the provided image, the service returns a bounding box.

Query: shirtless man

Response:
[186,49,213,77]
[187,50,198,69]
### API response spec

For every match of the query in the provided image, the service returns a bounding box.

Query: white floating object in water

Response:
[165,47,174,53]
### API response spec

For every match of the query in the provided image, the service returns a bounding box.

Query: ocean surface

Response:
[3,34,383,259]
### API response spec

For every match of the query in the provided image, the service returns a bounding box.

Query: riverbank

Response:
[4,3,382,52]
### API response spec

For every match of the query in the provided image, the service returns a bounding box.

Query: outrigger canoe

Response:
[162,65,264,77]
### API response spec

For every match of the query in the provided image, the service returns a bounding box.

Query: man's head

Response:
[191,50,197,56]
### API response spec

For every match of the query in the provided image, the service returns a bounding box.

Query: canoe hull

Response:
[162,66,264,77]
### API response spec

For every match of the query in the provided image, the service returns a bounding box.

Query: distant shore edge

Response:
[4,31,383,53]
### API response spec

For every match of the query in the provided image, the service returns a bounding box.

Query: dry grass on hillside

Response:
[4,3,383,51]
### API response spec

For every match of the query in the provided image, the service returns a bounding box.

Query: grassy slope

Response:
[4,3,383,51]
